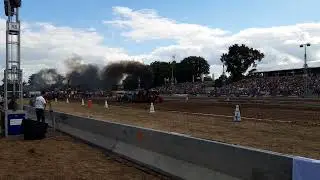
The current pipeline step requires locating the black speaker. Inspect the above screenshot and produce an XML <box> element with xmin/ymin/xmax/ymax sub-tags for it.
<box><xmin>9</xmin><ymin>0</ymin><xmax>21</xmax><ymax>8</ymax></box>
<box><xmin>4</xmin><ymin>1</ymin><xmax>14</xmax><ymax>16</ymax></box>
<box><xmin>22</xmin><ymin>119</ymin><xmax>48</xmax><ymax>140</ymax></box>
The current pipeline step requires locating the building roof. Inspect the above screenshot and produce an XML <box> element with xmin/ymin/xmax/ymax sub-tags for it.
<box><xmin>255</xmin><ymin>66</ymin><xmax>320</xmax><ymax>74</ymax></box>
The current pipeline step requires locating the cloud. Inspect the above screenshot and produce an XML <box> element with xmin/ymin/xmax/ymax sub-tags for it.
<box><xmin>0</xmin><ymin>19</ymin><xmax>135</xmax><ymax>82</ymax></box>
<box><xmin>105</xmin><ymin>6</ymin><xmax>320</xmax><ymax>78</ymax></box>
<box><xmin>1</xmin><ymin>6</ymin><xmax>320</xmax><ymax>85</ymax></box>
<box><xmin>104</xmin><ymin>6</ymin><xmax>229</xmax><ymax>42</ymax></box>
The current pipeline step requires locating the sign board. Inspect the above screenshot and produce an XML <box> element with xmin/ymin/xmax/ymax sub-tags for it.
<box><xmin>8</xmin><ymin>22</ymin><xmax>20</xmax><ymax>34</ymax></box>
<box><xmin>10</xmin><ymin>118</ymin><xmax>22</xmax><ymax>126</ymax></box>
<box><xmin>7</xmin><ymin>112</ymin><xmax>25</xmax><ymax>135</ymax></box>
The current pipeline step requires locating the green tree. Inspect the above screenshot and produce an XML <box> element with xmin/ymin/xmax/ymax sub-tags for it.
<box><xmin>220</xmin><ymin>44</ymin><xmax>264</xmax><ymax>82</ymax></box>
<box><xmin>214</xmin><ymin>74</ymin><xmax>229</xmax><ymax>87</ymax></box>
<box><xmin>176</xmin><ymin>56</ymin><xmax>210</xmax><ymax>83</ymax></box>
<box><xmin>175</xmin><ymin>61</ymin><xmax>192</xmax><ymax>83</ymax></box>
<box><xmin>150</xmin><ymin>61</ymin><xmax>171</xmax><ymax>87</ymax></box>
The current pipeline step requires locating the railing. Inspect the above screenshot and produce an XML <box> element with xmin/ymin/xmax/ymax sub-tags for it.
<box><xmin>24</xmin><ymin>105</ymin><xmax>319</xmax><ymax>180</ymax></box>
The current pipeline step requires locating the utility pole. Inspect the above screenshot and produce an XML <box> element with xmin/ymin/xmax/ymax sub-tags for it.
<box><xmin>222</xmin><ymin>64</ymin><xmax>226</xmax><ymax>86</ymax></box>
<box><xmin>300</xmin><ymin>43</ymin><xmax>311</xmax><ymax>97</ymax></box>
<box><xmin>171</xmin><ymin>55</ymin><xmax>175</xmax><ymax>85</ymax></box>
<box><xmin>138</xmin><ymin>76</ymin><xmax>141</xmax><ymax>89</ymax></box>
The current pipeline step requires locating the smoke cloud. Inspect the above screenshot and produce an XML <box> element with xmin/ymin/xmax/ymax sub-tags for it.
<box><xmin>27</xmin><ymin>68</ymin><xmax>65</xmax><ymax>91</ymax></box>
<box><xmin>26</xmin><ymin>55</ymin><xmax>153</xmax><ymax>91</ymax></box>
<box><xmin>28</xmin><ymin>54</ymin><xmax>153</xmax><ymax>91</ymax></box>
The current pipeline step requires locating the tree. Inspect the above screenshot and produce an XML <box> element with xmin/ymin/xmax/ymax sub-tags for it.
<box><xmin>175</xmin><ymin>61</ymin><xmax>192</xmax><ymax>83</ymax></box>
<box><xmin>176</xmin><ymin>56</ymin><xmax>210</xmax><ymax>83</ymax></box>
<box><xmin>220</xmin><ymin>44</ymin><xmax>264</xmax><ymax>82</ymax></box>
<box><xmin>214</xmin><ymin>74</ymin><xmax>229</xmax><ymax>87</ymax></box>
<box><xmin>150</xmin><ymin>61</ymin><xmax>171</xmax><ymax>87</ymax></box>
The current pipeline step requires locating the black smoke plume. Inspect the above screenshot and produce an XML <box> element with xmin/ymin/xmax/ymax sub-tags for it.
<box><xmin>64</xmin><ymin>56</ymin><xmax>102</xmax><ymax>91</ymax></box>
<box><xmin>27</xmin><ymin>68</ymin><xmax>65</xmax><ymax>91</ymax></box>
<box><xmin>64</xmin><ymin>55</ymin><xmax>153</xmax><ymax>91</ymax></box>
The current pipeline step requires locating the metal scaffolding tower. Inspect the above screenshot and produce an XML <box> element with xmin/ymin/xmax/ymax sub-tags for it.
<box><xmin>2</xmin><ymin>0</ymin><xmax>24</xmax><ymax>137</ymax></box>
<box><xmin>4</xmin><ymin>0</ymin><xmax>22</xmax><ymax>110</ymax></box>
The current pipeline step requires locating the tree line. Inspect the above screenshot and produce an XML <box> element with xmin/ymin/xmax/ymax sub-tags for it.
<box><xmin>24</xmin><ymin>43</ymin><xmax>264</xmax><ymax>91</ymax></box>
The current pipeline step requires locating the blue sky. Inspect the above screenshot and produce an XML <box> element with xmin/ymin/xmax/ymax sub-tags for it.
<box><xmin>20</xmin><ymin>0</ymin><xmax>319</xmax><ymax>55</ymax></box>
<box><xmin>1</xmin><ymin>0</ymin><xmax>320</xmax><ymax>79</ymax></box>
<box><xmin>21</xmin><ymin>0</ymin><xmax>319</xmax><ymax>30</ymax></box>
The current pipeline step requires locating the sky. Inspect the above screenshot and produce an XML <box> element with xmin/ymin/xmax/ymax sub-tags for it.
<box><xmin>1</xmin><ymin>0</ymin><xmax>320</xmax><ymax>80</ymax></box>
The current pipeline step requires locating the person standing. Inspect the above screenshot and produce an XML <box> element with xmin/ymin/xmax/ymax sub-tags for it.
<box><xmin>35</xmin><ymin>91</ymin><xmax>46</xmax><ymax>122</ymax></box>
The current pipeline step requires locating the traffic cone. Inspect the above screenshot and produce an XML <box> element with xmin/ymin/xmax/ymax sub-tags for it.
<box><xmin>233</xmin><ymin>105</ymin><xmax>241</xmax><ymax>122</ymax></box>
<box><xmin>185</xmin><ymin>96</ymin><xmax>189</xmax><ymax>102</ymax></box>
<box><xmin>105</xmin><ymin>100</ymin><xmax>109</xmax><ymax>109</ymax></box>
<box><xmin>55</xmin><ymin>98</ymin><xmax>57</xmax><ymax>102</ymax></box>
<box><xmin>66</xmin><ymin>98</ymin><xmax>69</xmax><ymax>104</ymax></box>
<box><xmin>81</xmin><ymin>99</ymin><xmax>85</xmax><ymax>106</ymax></box>
<box><xmin>149</xmin><ymin>102</ymin><xmax>155</xmax><ymax>113</ymax></box>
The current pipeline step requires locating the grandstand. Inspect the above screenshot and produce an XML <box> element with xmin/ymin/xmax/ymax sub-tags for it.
<box><xmin>255</xmin><ymin>66</ymin><xmax>320</xmax><ymax>77</ymax></box>
<box><xmin>153</xmin><ymin>65</ymin><xmax>320</xmax><ymax>98</ymax></box>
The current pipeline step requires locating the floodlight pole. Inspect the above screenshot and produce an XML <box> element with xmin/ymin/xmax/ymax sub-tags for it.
<box><xmin>138</xmin><ymin>77</ymin><xmax>141</xmax><ymax>89</ymax></box>
<box><xmin>171</xmin><ymin>55</ymin><xmax>175</xmax><ymax>85</ymax></box>
<box><xmin>300</xmin><ymin>43</ymin><xmax>311</xmax><ymax>97</ymax></box>
<box><xmin>222</xmin><ymin>64</ymin><xmax>226</xmax><ymax>86</ymax></box>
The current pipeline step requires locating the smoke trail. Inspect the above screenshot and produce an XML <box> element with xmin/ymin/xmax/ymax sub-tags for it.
<box><xmin>28</xmin><ymin>55</ymin><xmax>153</xmax><ymax>91</ymax></box>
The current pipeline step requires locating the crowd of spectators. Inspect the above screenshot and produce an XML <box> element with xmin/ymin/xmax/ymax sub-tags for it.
<box><xmin>156</xmin><ymin>82</ymin><xmax>208</xmax><ymax>95</ymax></box>
<box><xmin>26</xmin><ymin>74</ymin><xmax>320</xmax><ymax>98</ymax></box>
<box><xmin>156</xmin><ymin>74</ymin><xmax>320</xmax><ymax>97</ymax></box>
<box><xmin>218</xmin><ymin>74</ymin><xmax>320</xmax><ymax>97</ymax></box>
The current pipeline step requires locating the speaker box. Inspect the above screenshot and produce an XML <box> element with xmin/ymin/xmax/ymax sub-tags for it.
<box><xmin>22</xmin><ymin>119</ymin><xmax>48</xmax><ymax>140</ymax></box>
<box><xmin>11</xmin><ymin>0</ymin><xmax>22</xmax><ymax>8</ymax></box>
<box><xmin>4</xmin><ymin>1</ymin><xmax>14</xmax><ymax>16</ymax></box>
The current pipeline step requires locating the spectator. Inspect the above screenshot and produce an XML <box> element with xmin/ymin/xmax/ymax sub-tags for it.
<box><xmin>34</xmin><ymin>91</ymin><xmax>46</xmax><ymax>123</ymax></box>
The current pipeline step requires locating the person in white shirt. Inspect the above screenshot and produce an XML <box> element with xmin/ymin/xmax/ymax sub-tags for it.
<box><xmin>34</xmin><ymin>91</ymin><xmax>46</xmax><ymax>122</ymax></box>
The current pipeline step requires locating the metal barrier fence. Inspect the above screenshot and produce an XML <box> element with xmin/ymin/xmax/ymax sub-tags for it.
<box><xmin>24</xmin><ymin>105</ymin><xmax>319</xmax><ymax>180</ymax></box>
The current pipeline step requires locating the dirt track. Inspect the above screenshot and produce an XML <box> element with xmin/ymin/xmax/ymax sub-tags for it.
<box><xmin>0</xmin><ymin>133</ymin><xmax>166</xmax><ymax>180</ymax></box>
<box><xmin>49</xmin><ymin>99</ymin><xmax>320</xmax><ymax>160</ymax></box>
<box><xmin>81</xmin><ymin>96</ymin><xmax>320</xmax><ymax>124</ymax></box>
<box><xmin>129</xmin><ymin>100</ymin><xmax>320</xmax><ymax>125</ymax></box>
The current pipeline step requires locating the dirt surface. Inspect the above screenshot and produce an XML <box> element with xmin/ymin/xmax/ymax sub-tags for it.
<box><xmin>77</xmin><ymin>97</ymin><xmax>320</xmax><ymax>124</ymax></box>
<box><xmin>129</xmin><ymin>100</ymin><xmax>320</xmax><ymax>125</ymax></box>
<box><xmin>0</xmin><ymin>133</ymin><xmax>167</xmax><ymax>180</ymax></box>
<box><xmin>49</xmin><ymin>100</ymin><xmax>320</xmax><ymax>160</ymax></box>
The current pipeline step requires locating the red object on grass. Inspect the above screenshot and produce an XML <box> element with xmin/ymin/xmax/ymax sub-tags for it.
<box><xmin>88</xmin><ymin>100</ymin><xmax>92</xmax><ymax>108</ymax></box>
